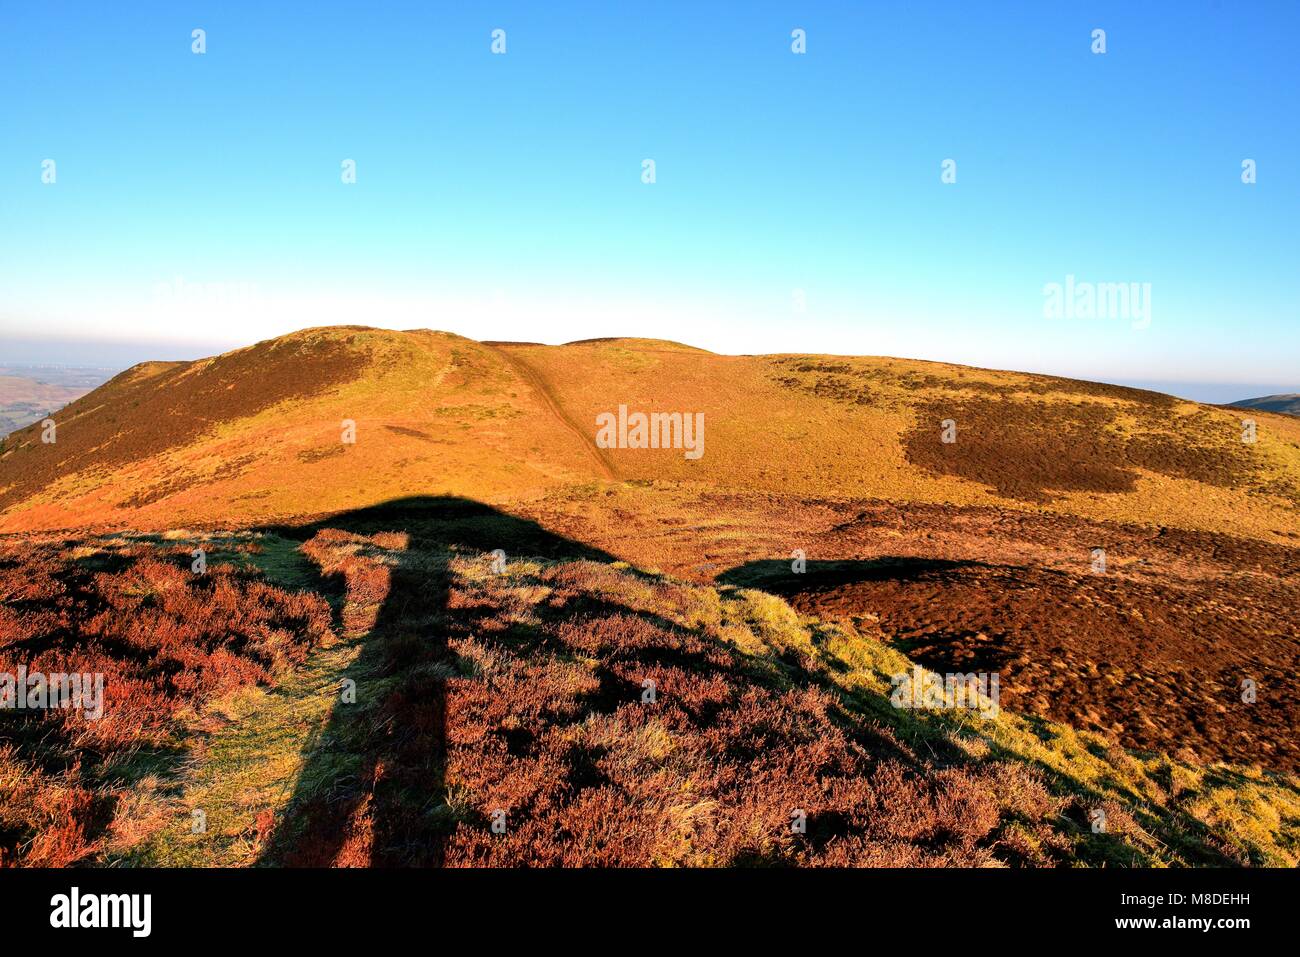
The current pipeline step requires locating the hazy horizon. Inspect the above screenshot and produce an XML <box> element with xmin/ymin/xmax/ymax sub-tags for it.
<box><xmin>0</xmin><ymin>328</ymin><xmax>1293</xmax><ymax>407</ymax></box>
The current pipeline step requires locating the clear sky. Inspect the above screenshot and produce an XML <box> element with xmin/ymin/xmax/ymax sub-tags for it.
<box><xmin>1</xmin><ymin>1</ymin><xmax>1296</xmax><ymax>394</ymax></box>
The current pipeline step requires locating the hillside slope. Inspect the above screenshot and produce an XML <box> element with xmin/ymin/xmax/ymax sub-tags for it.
<box><xmin>0</xmin><ymin>328</ymin><xmax>600</xmax><ymax>531</ymax></box>
<box><xmin>2</xmin><ymin>326</ymin><xmax>1298</xmax><ymax>541</ymax></box>
<box><xmin>3</xmin><ymin>327</ymin><xmax>1298</xmax><ymax>869</ymax></box>
<box><xmin>4</xmin><ymin>517</ymin><xmax>1296</xmax><ymax>867</ymax></box>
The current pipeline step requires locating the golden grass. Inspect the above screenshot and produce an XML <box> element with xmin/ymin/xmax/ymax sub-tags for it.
<box><xmin>2</xmin><ymin>327</ymin><xmax>1297</xmax><ymax>543</ymax></box>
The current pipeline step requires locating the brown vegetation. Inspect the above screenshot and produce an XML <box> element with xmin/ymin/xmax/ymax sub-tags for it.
<box><xmin>2</xmin><ymin>328</ymin><xmax>1298</xmax><ymax>869</ymax></box>
<box><xmin>0</xmin><ymin>537</ymin><xmax>331</xmax><ymax>865</ymax></box>
<box><xmin>774</xmin><ymin>558</ymin><xmax>1300</xmax><ymax>772</ymax></box>
<box><xmin>262</xmin><ymin>522</ymin><xmax>1097</xmax><ymax>867</ymax></box>
<box><xmin>903</xmin><ymin>396</ymin><xmax>1265</xmax><ymax>503</ymax></box>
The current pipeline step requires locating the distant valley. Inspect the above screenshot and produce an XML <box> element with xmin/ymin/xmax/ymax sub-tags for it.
<box><xmin>0</xmin><ymin>365</ymin><xmax>116</xmax><ymax>439</ymax></box>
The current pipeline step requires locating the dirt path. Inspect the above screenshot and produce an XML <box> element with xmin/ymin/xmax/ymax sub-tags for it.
<box><xmin>489</xmin><ymin>344</ymin><xmax>618</xmax><ymax>481</ymax></box>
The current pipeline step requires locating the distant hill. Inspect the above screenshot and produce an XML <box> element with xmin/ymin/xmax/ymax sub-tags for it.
<box><xmin>1</xmin><ymin>326</ymin><xmax>1298</xmax><ymax>540</ymax></box>
<box><xmin>1231</xmin><ymin>393</ymin><xmax>1300</xmax><ymax>417</ymax></box>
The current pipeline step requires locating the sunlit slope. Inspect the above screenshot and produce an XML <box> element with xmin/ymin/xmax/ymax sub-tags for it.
<box><xmin>498</xmin><ymin>339</ymin><xmax>1300</xmax><ymax>540</ymax></box>
<box><xmin>0</xmin><ymin>328</ymin><xmax>600</xmax><ymax>531</ymax></box>
<box><xmin>1</xmin><ymin>327</ymin><xmax>1297</xmax><ymax>540</ymax></box>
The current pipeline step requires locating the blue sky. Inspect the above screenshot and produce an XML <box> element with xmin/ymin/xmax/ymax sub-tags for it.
<box><xmin>1</xmin><ymin>1</ymin><xmax>1296</xmax><ymax>396</ymax></box>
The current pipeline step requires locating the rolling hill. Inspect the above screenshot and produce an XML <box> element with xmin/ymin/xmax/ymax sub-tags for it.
<box><xmin>3</xmin><ymin>326</ymin><xmax>1299</xmax><ymax>868</ymax></box>
<box><xmin>2</xmin><ymin>326</ymin><xmax>1298</xmax><ymax>541</ymax></box>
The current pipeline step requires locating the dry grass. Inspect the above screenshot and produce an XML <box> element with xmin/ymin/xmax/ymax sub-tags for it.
<box><xmin>2</xmin><ymin>326</ymin><xmax>1298</xmax><ymax>868</ymax></box>
<box><xmin>4</xmin><ymin>524</ymin><xmax>1297</xmax><ymax>868</ymax></box>
<box><xmin>2</xmin><ymin>328</ymin><xmax>1297</xmax><ymax>542</ymax></box>
<box><xmin>0</xmin><ymin>535</ymin><xmax>331</xmax><ymax>865</ymax></box>
<box><xmin>251</xmin><ymin>530</ymin><xmax>1300</xmax><ymax>868</ymax></box>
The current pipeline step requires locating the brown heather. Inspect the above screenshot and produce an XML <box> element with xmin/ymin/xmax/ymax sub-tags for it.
<box><xmin>0</xmin><ymin>537</ymin><xmax>330</xmax><ymax>865</ymax></box>
<box><xmin>255</xmin><ymin>521</ymin><xmax>1299</xmax><ymax>868</ymax></box>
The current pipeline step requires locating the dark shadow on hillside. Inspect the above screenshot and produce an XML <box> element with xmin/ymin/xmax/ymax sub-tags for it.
<box><xmin>719</xmin><ymin>556</ymin><xmax>986</xmax><ymax>592</ymax></box>
<box><xmin>720</xmin><ymin>557</ymin><xmax>1018</xmax><ymax>673</ymax></box>
<box><xmin>718</xmin><ymin>554</ymin><xmax>1266</xmax><ymax>866</ymax></box>
<box><xmin>257</xmin><ymin>496</ymin><xmax>614</xmax><ymax>867</ymax></box>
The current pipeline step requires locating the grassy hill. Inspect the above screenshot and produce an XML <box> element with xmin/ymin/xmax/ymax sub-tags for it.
<box><xmin>2</xmin><ymin>326</ymin><xmax>1298</xmax><ymax>542</ymax></box>
<box><xmin>0</xmin><ymin>329</ymin><xmax>599</xmax><ymax>532</ymax></box>
<box><xmin>2</xmin><ymin>326</ymin><xmax>1299</xmax><ymax>868</ymax></box>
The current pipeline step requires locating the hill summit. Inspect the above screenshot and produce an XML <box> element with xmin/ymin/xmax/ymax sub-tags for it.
<box><xmin>1</xmin><ymin>325</ymin><xmax>1298</xmax><ymax>540</ymax></box>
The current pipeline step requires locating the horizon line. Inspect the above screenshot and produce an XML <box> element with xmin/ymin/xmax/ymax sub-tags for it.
<box><xmin>1</xmin><ymin>325</ymin><xmax>1295</xmax><ymax>407</ymax></box>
